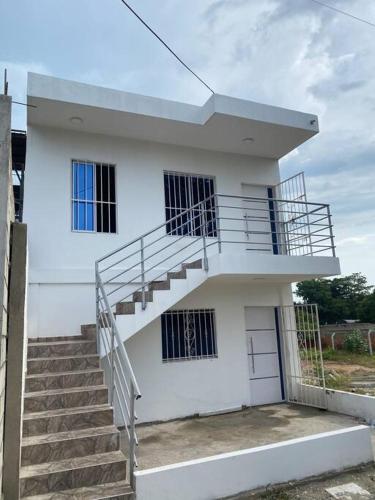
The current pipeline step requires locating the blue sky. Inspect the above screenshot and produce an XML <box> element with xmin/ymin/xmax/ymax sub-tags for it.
<box><xmin>1</xmin><ymin>0</ymin><xmax>374</xmax><ymax>284</ymax></box>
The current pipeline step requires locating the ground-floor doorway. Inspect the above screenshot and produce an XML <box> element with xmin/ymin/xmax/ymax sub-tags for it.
<box><xmin>245</xmin><ymin>306</ymin><xmax>285</xmax><ymax>406</ymax></box>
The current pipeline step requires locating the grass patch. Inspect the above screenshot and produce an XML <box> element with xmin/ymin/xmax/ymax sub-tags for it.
<box><xmin>322</xmin><ymin>349</ymin><xmax>375</xmax><ymax>369</ymax></box>
<box><xmin>324</xmin><ymin>372</ymin><xmax>352</xmax><ymax>391</ymax></box>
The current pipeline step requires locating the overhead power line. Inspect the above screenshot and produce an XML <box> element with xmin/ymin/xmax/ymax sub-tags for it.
<box><xmin>309</xmin><ymin>0</ymin><xmax>375</xmax><ymax>28</ymax></box>
<box><xmin>12</xmin><ymin>101</ymin><xmax>37</xmax><ymax>108</ymax></box>
<box><xmin>118</xmin><ymin>0</ymin><xmax>214</xmax><ymax>94</ymax></box>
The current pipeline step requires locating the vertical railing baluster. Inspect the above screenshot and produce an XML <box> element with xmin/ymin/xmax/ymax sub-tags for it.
<box><xmin>140</xmin><ymin>237</ymin><xmax>146</xmax><ymax>310</ymax></box>
<box><xmin>202</xmin><ymin>201</ymin><xmax>209</xmax><ymax>271</ymax></box>
<box><xmin>110</xmin><ymin>316</ymin><xmax>115</xmax><ymax>406</ymax></box>
<box><xmin>327</xmin><ymin>204</ymin><xmax>335</xmax><ymax>257</ymax></box>
<box><xmin>95</xmin><ymin>263</ymin><xmax>100</xmax><ymax>353</ymax></box>
<box><xmin>215</xmin><ymin>194</ymin><xmax>222</xmax><ymax>253</ymax></box>
<box><xmin>129</xmin><ymin>382</ymin><xmax>136</xmax><ymax>490</ymax></box>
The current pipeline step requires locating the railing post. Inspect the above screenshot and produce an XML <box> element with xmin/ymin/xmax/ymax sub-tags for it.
<box><xmin>215</xmin><ymin>194</ymin><xmax>222</xmax><ymax>254</ymax></box>
<box><xmin>109</xmin><ymin>317</ymin><xmax>115</xmax><ymax>406</ymax></box>
<box><xmin>95</xmin><ymin>263</ymin><xmax>100</xmax><ymax>352</ymax></box>
<box><xmin>129</xmin><ymin>382</ymin><xmax>136</xmax><ymax>490</ymax></box>
<box><xmin>202</xmin><ymin>202</ymin><xmax>209</xmax><ymax>271</ymax></box>
<box><xmin>368</xmin><ymin>330</ymin><xmax>373</xmax><ymax>356</ymax></box>
<box><xmin>140</xmin><ymin>237</ymin><xmax>146</xmax><ymax>310</ymax></box>
<box><xmin>331</xmin><ymin>332</ymin><xmax>336</xmax><ymax>351</ymax></box>
<box><xmin>327</xmin><ymin>204</ymin><xmax>336</xmax><ymax>257</ymax></box>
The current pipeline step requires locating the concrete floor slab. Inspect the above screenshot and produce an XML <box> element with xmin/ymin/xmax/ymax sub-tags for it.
<box><xmin>124</xmin><ymin>403</ymin><xmax>364</xmax><ymax>470</ymax></box>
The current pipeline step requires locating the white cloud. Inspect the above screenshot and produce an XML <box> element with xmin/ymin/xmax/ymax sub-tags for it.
<box><xmin>1</xmin><ymin>0</ymin><xmax>374</xmax><ymax>283</ymax></box>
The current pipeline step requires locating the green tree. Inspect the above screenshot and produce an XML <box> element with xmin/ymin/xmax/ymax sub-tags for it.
<box><xmin>295</xmin><ymin>273</ymin><xmax>373</xmax><ymax>324</ymax></box>
<box><xmin>358</xmin><ymin>292</ymin><xmax>375</xmax><ymax>323</ymax></box>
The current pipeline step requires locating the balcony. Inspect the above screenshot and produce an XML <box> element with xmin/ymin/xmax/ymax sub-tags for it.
<box><xmin>97</xmin><ymin>191</ymin><xmax>340</xmax><ymax>311</ymax></box>
<box><xmin>213</xmin><ymin>193</ymin><xmax>335</xmax><ymax>257</ymax></box>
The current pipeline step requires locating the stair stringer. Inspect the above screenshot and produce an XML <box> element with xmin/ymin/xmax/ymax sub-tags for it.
<box><xmin>114</xmin><ymin>267</ymin><xmax>208</xmax><ymax>346</ymax></box>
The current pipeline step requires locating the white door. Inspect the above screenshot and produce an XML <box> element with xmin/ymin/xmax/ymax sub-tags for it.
<box><xmin>241</xmin><ymin>184</ymin><xmax>274</xmax><ymax>254</ymax></box>
<box><xmin>245</xmin><ymin>307</ymin><xmax>284</xmax><ymax>406</ymax></box>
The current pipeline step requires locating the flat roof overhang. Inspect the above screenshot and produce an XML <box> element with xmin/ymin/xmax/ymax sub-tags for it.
<box><xmin>27</xmin><ymin>73</ymin><xmax>319</xmax><ymax>159</ymax></box>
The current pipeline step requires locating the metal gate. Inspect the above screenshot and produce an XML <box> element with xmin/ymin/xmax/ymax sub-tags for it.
<box><xmin>274</xmin><ymin>172</ymin><xmax>313</xmax><ymax>256</ymax></box>
<box><xmin>280</xmin><ymin>304</ymin><xmax>327</xmax><ymax>409</ymax></box>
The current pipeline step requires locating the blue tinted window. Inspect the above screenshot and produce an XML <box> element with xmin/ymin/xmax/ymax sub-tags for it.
<box><xmin>86</xmin><ymin>164</ymin><xmax>94</xmax><ymax>201</ymax></box>
<box><xmin>86</xmin><ymin>202</ymin><xmax>94</xmax><ymax>231</ymax></box>
<box><xmin>72</xmin><ymin>161</ymin><xmax>116</xmax><ymax>233</ymax></box>
<box><xmin>72</xmin><ymin>162</ymin><xmax>95</xmax><ymax>231</ymax></box>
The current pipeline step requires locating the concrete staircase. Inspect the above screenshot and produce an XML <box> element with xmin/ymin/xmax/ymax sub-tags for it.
<box><xmin>114</xmin><ymin>259</ymin><xmax>207</xmax><ymax>342</ymax></box>
<box><xmin>21</xmin><ymin>334</ymin><xmax>132</xmax><ymax>499</ymax></box>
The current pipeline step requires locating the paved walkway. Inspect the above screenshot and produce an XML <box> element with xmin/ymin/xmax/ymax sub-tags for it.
<box><xmin>128</xmin><ymin>403</ymin><xmax>361</xmax><ymax>470</ymax></box>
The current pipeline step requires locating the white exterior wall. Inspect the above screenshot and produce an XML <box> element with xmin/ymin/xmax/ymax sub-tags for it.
<box><xmin>23</xmin><ymin>126</ymin><xmax>279</xmax><ymax>337</ymax></box>
<box><xmin>135</xmin><ymin>426</ymin><xmax>373</xmax><ymax>500</ymax></box>
<box><xmin>125</xmin><ymin>281</ymin><xmax>293</xmax><ymax>423</ymax></box>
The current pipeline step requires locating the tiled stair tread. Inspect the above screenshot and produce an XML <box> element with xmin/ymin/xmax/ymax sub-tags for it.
<box><xmin>28</xmin><ymin>340</ymin><xmax>96</xmax><ymax>347</ymax></box>
<box><xmin>28</xmin><ymin>336</ymin><xmax>84</xmax><ymax>343</ymax></box>
<box><xmin>26</xmin><ymin>368</ymin><xmax>103</xmax><ymax>380</ymax></box>
<box><xmin>24</xmin><ymin>385</ymin><xmax>108</xmax><ymax>399</ymax></box>
<box><xmin>22</xmin><ymin>480</ymin><xmax>132</xmax><ymax>499</ymax></box>
<box><xmin>20</xmin><ymin>450</ymin><xmax>126</xmax><ymax>479</ymax></box>
<box><xmin>23</xmin><ymin>425</ymin><xmax>118</xmax><ymax>447</ymax></box>
<box><xmin>28</xmin><ymin>354</ymin><xmax>99</xmax><ymax>362</ymax></box>
<box><xmin>23</xmin><ymin>404</ymin><xmax>112</xmax><ymax>421</ymax></box>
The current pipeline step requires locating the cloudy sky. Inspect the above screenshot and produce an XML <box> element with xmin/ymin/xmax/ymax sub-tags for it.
<box><xmin>1</xmin><ymin>0</ymin><xmax>374</xmax><ymax>283</ymax></box>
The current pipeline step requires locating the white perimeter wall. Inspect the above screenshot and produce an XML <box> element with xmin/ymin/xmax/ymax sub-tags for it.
<box><xmin>135</xmin><ymin>426</ymin><xmax>373</xmax><ymax>500</ymax></box>
<box><xmin>23</xmin><ymin>126</ymin><xmax>279</xmax><ymax>336</ymax></box>
<box><xmin>125</xmin><ymin>281</ymin><xmax>293</xmax><ymax>423</ymax></box>
<box><xmin>304</xmin><ymin>385</ymin><xmax>375</xmax><ymax>423</ymax></box>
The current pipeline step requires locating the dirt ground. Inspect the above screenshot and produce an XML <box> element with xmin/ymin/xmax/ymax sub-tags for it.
<box><xmin>229</xmin><ymin>463</ymin><xmax>375</xmax><ymax>499</ymax></box>
<box><xmin>323</xmin><ymin>352</ymin><xmax>375</xmax><ymax>396</ymax></box>
<box><xmin>325</xmin><ymin>362</ymin><xmax>375</xmax><ymax>376</ymax></box>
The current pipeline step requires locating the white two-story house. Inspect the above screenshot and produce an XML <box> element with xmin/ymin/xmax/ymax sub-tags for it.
<box><xmin>20</xmin><ymin>73</ymin><xmax>373</xmax><ymax>500</ymax></box>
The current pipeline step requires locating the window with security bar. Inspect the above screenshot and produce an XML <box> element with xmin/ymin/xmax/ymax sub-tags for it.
<box><xmin>72</xmin><ymin>160</ymin><xmax>116</xmax><ymax>233</ymax></box>
<box><xmin>164</xmin><ymin>172</ymin><xmax>217</xmax><ymax>237</ymax></box>
<box><xmin>161</xmin><ymin>309</ymin><xmax>217</xmax><ymax>362</ymax></box>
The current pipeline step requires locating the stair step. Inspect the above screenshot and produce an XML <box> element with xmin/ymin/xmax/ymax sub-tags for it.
<box><xmin>24</xmin><ymin>386</ymin><xmax>108</xmax><ymax>413</ymax></box>
<box><xmin>28</xmin><ymin>340</ymin><xmax>97</xmax><ymax>358</ymax></box>
<box><xmin>148</xmin><ymin>280</ymin><xmax>170</xmax><ymax>291</ymax></box>
<box><xmin>22</xmin><ymin>425</ymin><xmax>119</xmax><ymax>466</ymax></box>
<box><xmin>26</xmin><ymin>369</ymin><xmax>104</xmax><ymax>392</ymax></box>
<box><xmin>99</xmin><ymin>312</ymin><xmax>112</xmax><ymax>328</ymax></box>
<box><xmin>22</xmin><ymin>480</ymin><xmax>132</xmax><ymax>499</ymax></box>
<box><xmin>20</xmin><ymin>450</ymin><xmax>127</xmax><ymax>497</ymax></box>
<box><xmin>167</xmin><ymin>269</ymin><xmax>187</xmax><ymax>280</ymax></box>
<box><xmin>23</xmin><ymin>405</ymin><xmax>114</xmax><ymax>437</ymax></box>
<box><xmin>116</xmin><ymin>302</ymin><xmax>135</xmax><ymax>315</ymax></box>
<box><xmin>27</xmin><ymin>354</ymin><xmax>100</xmax><ymax>375</ymax></box>
<box><xmin>182</xmin><ymin>258</ymin><xmax>203</xmax><ymax>270</ymax></box>
<box><xmin>28</xmin><ymin>336</ymin><xmax>84</xmax><ymax>343</ymax></box>
<box><xmin>132</xmin><ymin>290</ymin><xmax>153</xmax><ymax>302</ymax></box>
<box><xmin>81</xmin><ymin>323</ymin><xmax>97</xmax><ymax>340</ymax></box>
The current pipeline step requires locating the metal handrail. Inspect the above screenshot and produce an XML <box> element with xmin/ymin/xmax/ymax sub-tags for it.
<box><xmin>96</xmin><ymin>195</ymin><xmax>215</xmax><ymax>263</ymax></box>
<box><xmin>96</xmin><ymin>274</ymin><xmax>141</xmax><ymax>396</ymax></box>
<box><xmin>95</xmin><ymin>191</ymin><xmax>336</xmax><ymax>487</ymax></box>
<box><xmin>96</xmin><ymin>272</ymin><xmax>141</xmax><ymax>488</ymax></box>
<box><xmin>95</xmin><ymin>198</ymin><xmax>213</xmax><ymax>486</ymax></box>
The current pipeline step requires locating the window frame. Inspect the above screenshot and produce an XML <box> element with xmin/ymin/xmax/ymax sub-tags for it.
<box><xmin>163</xmin><ymin>170</ymin><xmax>217</xmax><ymax>238</ymax></box>
<box><xmin>71</xmin><ymin>159</ymin><xmax>118</xmax><ymax>234</ymax></box>
<box><xmin>161</xmin><ymin>308</ymin><xmax>218</xmax><ymax>363</ymax></box>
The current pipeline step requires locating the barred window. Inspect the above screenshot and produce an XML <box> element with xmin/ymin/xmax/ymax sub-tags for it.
<box><xmin>161</xmin><ymin>309</ymin><xmax>217</xmax><ymax>362</ymax></box>
<box><xmin>72</xmin><ymin>160</ymin><xmax>116</xmax><ymax>233</ymax></box>
<box><xmin>164</xmin><ymin>172</ymin><xmax>217</xmax><ymax>237</ymax></box>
